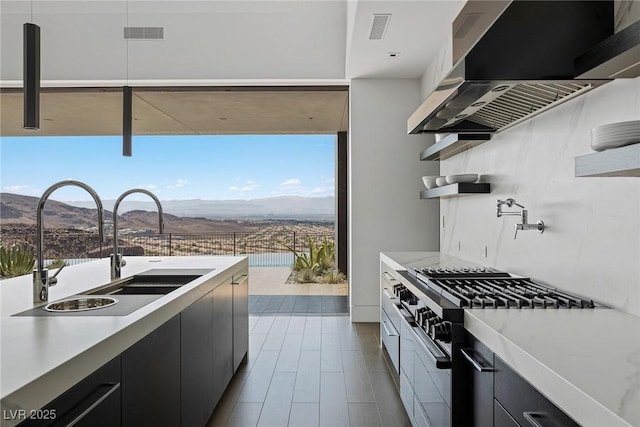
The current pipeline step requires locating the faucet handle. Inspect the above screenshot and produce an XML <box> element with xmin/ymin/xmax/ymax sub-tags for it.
<box><xmin>49</xmin><ymin>263</ymin><xmax>66</xmax><ymax>286</ymax></box>
<box><xmin>514</xmin><ymin>224</ymin><xmax>518</xmax><ymax>240</ymax></box>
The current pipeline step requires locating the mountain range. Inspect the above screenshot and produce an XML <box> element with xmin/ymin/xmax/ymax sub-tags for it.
<box><xmin>64</xmin><ymin>195</ymin><xmax>335</xmax><ymax>219</ymax></box>
<box><xmin>0</xmin><ymin>193</ymin><xmax>334</xmax><ymax>233</ymax></box>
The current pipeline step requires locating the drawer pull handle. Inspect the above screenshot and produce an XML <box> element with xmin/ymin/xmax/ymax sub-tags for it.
<box><xmin>381</xmin><ymin>320</ymin><xmax>398</xmax><ymax>337</ymax></box>
<box><xmin>523</xmin><ymin>411</ymin><xmax>549</xmax><ymax>427</ymax></box>
<box><xmin>232</xmin><ymin>275</ymin><xmax>248</xmax><ymax>285</ymax></box>
<box><xmin>382</xmin><ymin>288</ymin><xmax>396</xmax><ymax>299</ymax></box>
<box><xmin>383</xmin><ymin>272</ymin><xmax>396</xmax><ymax>282</ymax></box>
<box><xmin>460</xmin><ymin>348</ymin><xmax>493</xmax><ymax>372</ymax></box>
<box><xmin>65</xmin><ymin>382</ymin><xmax>121</xmax><ymax>426</ymax></box>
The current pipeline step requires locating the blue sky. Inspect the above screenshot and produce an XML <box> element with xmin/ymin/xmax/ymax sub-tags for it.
<box><xmin>0</xmin><ymin>134</ymin><xmax>335</xmax><ymax>201</ymax></box>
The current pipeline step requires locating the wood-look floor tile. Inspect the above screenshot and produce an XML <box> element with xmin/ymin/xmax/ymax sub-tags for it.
<box><xmin>321</xmin><ymin>317</ymin><xmax>339</xmax><ymax>334</ymax></box>
<box><xmin>348</xmin><ymin>403</ymin><xmax>382</xmax><ymax>427</ymax></box>
<box><xmin>319</xmin><ymin>372</ymin><xmax>350</xmax><ymax>426</ymax></box>
<box><xmin>288</xmin><ymin>402</ymin><xmax>320</xmax><ymax>427</ymax></box>
<box><xmin>301</xmin><ymin>318</ymin><xmax>321</xmax><ymax>350</ymax></box>
<box><xmin>342</xmin><ymin>351</ymin><xmax>376</xmax><ymax>403</ymax></box>
<box><xmin>262</xmin><ymin>317</ymin><xmax>291</xmax><ymax>351</ymax></box>
<box><xmin>237</xmin><ymin>350</ymin><xmax>280</xmax><ymax>403</ymax></box>
<box><xmin>320</xmin><ymin>345</ymin><xmax>343</xmax><ymax>373</ymax></box>
<box><xmin>257</xmin><ymin>372</ymin><xmax>296</xmax><ymax>427</ymax></box>
<box><xmin>226</xmin><ymin>402</ymin><xmax>263</xmax><ymax>427</ymax></box>
<box><xmin>286</xmin><ymin>316</ymin><xmax>307</xmax><ymax>334</ymax></box>
<box><xmin>247</xmin><ymin>332</ymin><xmax>268</xmax><ymax>371</ymax></box>
<box><xmin>275</xmin><ymin>333</ymin><xmax>303</xmax><ymax>372</ymax></box>
<box><xmin>369</xmin><ymin>372</ymin><xmax>412</xmax><ymax>427</ymax></box>
<box><xmin>252</xmin><ymin>316</ymin><xmax>276</xmax><ymax>334</ymax></box>
<box><xmin>293</xmin><ymin>350</ymin><xmax>321</xmax><ymax>403</ymax></box>
<box><xmin>263</xmin><ymin>296</ymin><xmax>286</xmax><ymax>313</ymax></box>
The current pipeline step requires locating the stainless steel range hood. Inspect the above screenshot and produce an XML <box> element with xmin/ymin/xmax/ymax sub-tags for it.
<box><xmin>408</xmin><ymin>1</ymin><xmax>616</xmax><ymax>134</ymax></box>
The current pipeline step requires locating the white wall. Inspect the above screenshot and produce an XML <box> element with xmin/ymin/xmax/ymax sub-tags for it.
<box><xmin>438</xmin><ymin>79</ymin><xmax>640</xmax><ymax>316</ymax></box>
<box><xmin>349</xmin><ymin>78</ymin><xmax>439</xmax><ymax>321</ymax></box>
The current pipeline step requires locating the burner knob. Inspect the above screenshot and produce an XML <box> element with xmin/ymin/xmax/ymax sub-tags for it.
<box><xmin>393</xmin><ymin>284</ymin><xmax>404</xmax><ymax>297</ymax></box>
<box><xmin>430</xmin><ymin>321</ymin><xmax>452</xmax><ymax>342</ymax></box>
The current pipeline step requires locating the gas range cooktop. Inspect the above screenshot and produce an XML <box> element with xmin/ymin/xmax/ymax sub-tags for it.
<box><xmin>405</xmin><ymin>265</ymin><xmax>599</xmax><ymax>310</ymax></box>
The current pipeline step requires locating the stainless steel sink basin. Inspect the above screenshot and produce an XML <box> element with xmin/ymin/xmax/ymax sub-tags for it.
<box><xmin>111</xmin><ymin>285</ymin><xmax>182</xmax><ymax>295</ymax></box>
<box><xmin>88</xmin><ymin>273</ymin><xmax>202</xmax><ymax>296</ymax></box>
<box><xmin>44</xmin><ymin>297</ymin><xmax>118</xmax><ymax>312</ymax></box>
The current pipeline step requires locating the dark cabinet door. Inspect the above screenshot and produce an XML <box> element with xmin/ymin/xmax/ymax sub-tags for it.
<box><xmin>232</xmin><ymin>274</ymin><xmax>249</xmax><ymax>371</ymax></box>
<box><xmin>456</xmin><ymin>333</ymin><xmax>494</xmax><ymax>427</ymax></box>
<box><xmin>181</xmin><ymin>290</ymin><xmax>215</xmax><ymax>427</ymax></box>
<box><xmin>212</xmin><ymin>277</ymin><xmax>234</xmax><ymax>406</ymax></box>
<box><xmin>19</xmin><ymin>357</ymin><xmax>121</xmax><ymax>427</ymax></box>
<box><xmin>121</xmin><ymin>315</ymin><xmax>181</xmax><ymax>427</ymax></box>
<box><xmin>494</xmin><ymin>399</ymin><xmax>519</xmax><ymax>427</ymax></box>
<box><xmin>494</xmin><ymin>356</ymin><xmax>579</xmax><ymax>427</ymax></box>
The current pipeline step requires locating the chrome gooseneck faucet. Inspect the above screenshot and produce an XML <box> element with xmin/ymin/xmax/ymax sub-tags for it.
<box><xmin>496</xmin><ymin>198</ymin><xmax>545</xmax><ymax>240</ymax></box>
<box><xmin>34</xmin><ymin>180</ymin><xmax>105</xmax><ymax>303</ymax></box>
<box><xmin>112</xmin><ymin>189</ymin><xmax>164</xmax><ymax>279</ymax></box>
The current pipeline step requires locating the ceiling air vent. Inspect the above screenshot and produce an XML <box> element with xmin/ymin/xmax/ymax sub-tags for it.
<box><xmin>369</xmin><ymin>14</ymin><xmax>391</xmax><ymax>40</ymax></box>
<box><xmin>124</xmin><ymin>27</ymin><xmax>164</xmax><ymax>40</ymax></box>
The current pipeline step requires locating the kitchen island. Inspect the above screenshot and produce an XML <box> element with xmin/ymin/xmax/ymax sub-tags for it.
<box><xmin>381</xmin><ymin>251</ymin><xmax>639</xmax><ymax>427</ymax></box>
<box><xmin>0</xmin><ymin>256</ymin><xmax>248</xmax><ymax>427</ymax></box>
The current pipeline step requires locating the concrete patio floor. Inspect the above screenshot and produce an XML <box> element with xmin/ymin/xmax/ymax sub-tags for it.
<box><xmin>249</xmin><ymin>267</ymin><xmax>348</xmax><ymax>296</ymax></box>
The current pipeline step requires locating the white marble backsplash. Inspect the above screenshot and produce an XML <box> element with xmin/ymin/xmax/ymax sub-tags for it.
<box><xmin>440</xmin><ymin>78</ymin><xmax>640</xmax><ymax>317</ymax></box>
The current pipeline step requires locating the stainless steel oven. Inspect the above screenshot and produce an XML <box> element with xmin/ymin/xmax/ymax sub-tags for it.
<box><xmin>381</xmin><ymin>264</ymin><xmax>601</xmax><ymax>427</ymax></box>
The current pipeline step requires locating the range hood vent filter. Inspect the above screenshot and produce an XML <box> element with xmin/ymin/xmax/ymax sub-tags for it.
<box><xmin>457</xmin><ymin>82</ymin><xmax>595</xmax><ymax>131</ymax></box>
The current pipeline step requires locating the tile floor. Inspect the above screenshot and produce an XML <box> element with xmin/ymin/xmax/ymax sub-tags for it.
<box><xmin>249</xmin><ymin>295</ymin><xmax>349</xmax><ymax>315</ymax></box>
<box><xmin>207</xmin><ymin>314</ymin><xmax>411</xmax><ymax>427</ymax></box>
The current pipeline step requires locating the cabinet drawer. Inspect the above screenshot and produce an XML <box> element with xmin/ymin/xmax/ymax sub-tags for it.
<box><xmin>380</xmin><ymin>309</ymin><xmax>400</xmax><ymax>375</ymax></box>
<box><xmin>399</xmin><ymin>369</ymin><xmax>414</xmax><ymax>417</ymax></box>
<box><xmin>494</xmin><ymin>357</ymin><xmax>579</xmax><ymax>427</ymax></box>
<box><xmin>381</xmin><ymin>276</ymin><xmax>401</xmax><ymax>332</ymax></box>
<box><xmin>494</xmin><ymin>399</ymin><xmax>519</xmax><ymax>427</ymax></box>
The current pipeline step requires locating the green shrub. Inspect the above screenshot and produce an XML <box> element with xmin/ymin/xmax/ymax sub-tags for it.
<box><xmin>320</xmin><ymin>270</ymin><xmax>346</xmax><ymax>284</ymax></box>
<box><xmin>0</xmin><ymin>243</ymin><xmax>36</xmax><ymax>278</ymax></box>
<box><xmin>295</xmin><ymin>268</ymin><xmax>317</xmax><ymax>283</ymax></box>
<box><xmin>283</xmin><ymin>237</ymin><xmax>335</xmax><ymax>275</ymax></box>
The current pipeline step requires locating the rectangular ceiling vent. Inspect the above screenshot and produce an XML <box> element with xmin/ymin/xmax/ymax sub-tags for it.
<box><xmin>369</xmin><ymin>14</ymin><xmax>391</xmax><ymax>40</ymax></box>
<box><xmin>124</xmin><ymin>27</ymin><xmax>164</xmax><ymax>40</ymax></box>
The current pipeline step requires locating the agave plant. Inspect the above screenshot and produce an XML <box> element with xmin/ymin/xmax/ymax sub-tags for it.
<box><xmin>282</xmin><ymin>236</ymin><xmax>336</xmax><ymax>277</ymax></box>
<box><xmin>0</xmin><ymin>243</ymin><xmax>36</xmax><ymax>279</ymax></box>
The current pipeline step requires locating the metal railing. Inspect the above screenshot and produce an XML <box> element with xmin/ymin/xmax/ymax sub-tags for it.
<box><xmin>2</xmin><ymin>231</ymin><xmax>334</xmax><ymax>267</ymax></box>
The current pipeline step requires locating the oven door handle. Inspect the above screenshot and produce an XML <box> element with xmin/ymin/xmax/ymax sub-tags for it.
<box><xmin>460</xmin><ymin>348</ymin><xmax>494</xmax><ymax>372</ymax></box>
<box><xmin>409</xmin><ymin>325</ymin><xmax>451</xmax><ymax>369</ymax></box>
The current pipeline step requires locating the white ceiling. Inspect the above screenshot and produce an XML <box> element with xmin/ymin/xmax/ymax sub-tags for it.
<box><xmin>0</xmin><ymin>0</ymin><xmax>464</xmax><ymax>84</ymax></box>
<box><xmin>0</xmin><ymin>0</ymin><xmax>463</xmax><ymax>136</ymax></box>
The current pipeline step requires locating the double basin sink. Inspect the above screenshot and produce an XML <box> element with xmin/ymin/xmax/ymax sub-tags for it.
<box><xmin>42</xmin><ymin>269</ymin><xmax>212</xmax><ymax>314</ymax></box>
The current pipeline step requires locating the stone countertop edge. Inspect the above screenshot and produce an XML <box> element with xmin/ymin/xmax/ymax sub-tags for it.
<box><xmin>380</xmin><ymin>251</ymin><xmax>639</xmax><ymax>427</ymax></box>
<box><xmin>0</xmin><ymin>256</ymin><xmax>248</xmax><ymax>425</ymax></box>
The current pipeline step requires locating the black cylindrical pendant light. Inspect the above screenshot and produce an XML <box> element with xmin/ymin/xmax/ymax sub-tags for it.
<box><xmin>123</xmin><ymin>86</ymin><xmax>132</xmax><ymax>156</ymax></box>
<box><xmin>23</xmin><ymin>23</ymin><xmax>40</xmax><ymax>130</ymax></box>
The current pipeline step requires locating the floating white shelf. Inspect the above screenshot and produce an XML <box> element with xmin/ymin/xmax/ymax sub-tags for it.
<box><xmin>575</xmin><ymin>143</ymin><xmax>640</xmax><ymax>177</ymax></box>
<box><xmin>420</xmin><ymin>183</ymin><xmax>491</xmax><ymax>199</ymax></box>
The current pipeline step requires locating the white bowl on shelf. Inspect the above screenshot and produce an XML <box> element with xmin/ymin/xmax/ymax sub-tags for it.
<box><xmin>422</xmin><ymin>176</ymin><xmax>442</xmax><ymax>190</ymax></box>
<box><xmin>445</xmin><ymin>174</ymin><xmax>479</xmax><ymax>184</ymax></box>
<box><xmin>591</xmin><ymin>121</ymin><xmax>640</xmax><ymax>151</ymax></box>
<box><xmin>436</xmin><ymin>177</ymin><xmax>448</xmax><ymax>187</ymax></box>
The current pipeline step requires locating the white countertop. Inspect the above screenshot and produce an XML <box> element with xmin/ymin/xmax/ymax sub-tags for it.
<box><xmin>381</xmin><ymin>251</ymin><xmax>640</xmax><ymax>427</ymax></box>
<box><xmin>0</xmin><ymin>256</ymin><xmax>247</xmax><ymax>425</ymax></box>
